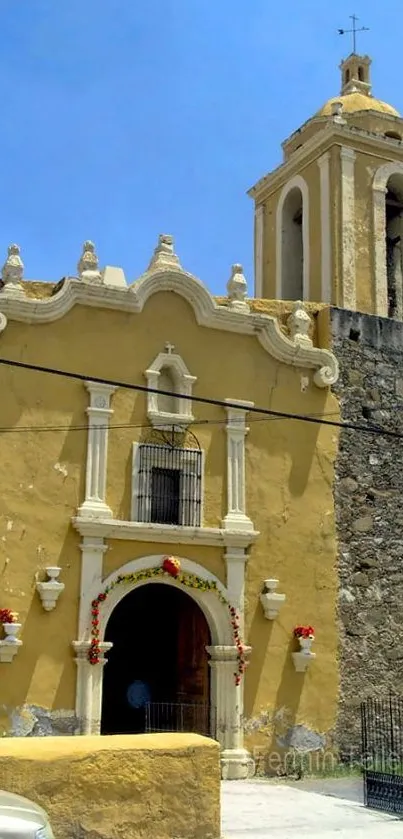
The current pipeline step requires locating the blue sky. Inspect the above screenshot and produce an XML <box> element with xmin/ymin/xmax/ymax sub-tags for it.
<box><xmin>0</xmin><ymin>1</ymin><xmax>399</xmax><ymax>294</ymax></box>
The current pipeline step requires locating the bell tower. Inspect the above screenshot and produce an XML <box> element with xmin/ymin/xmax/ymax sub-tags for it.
<box><xmin>250</xmin><ymin>54</ymin><xmax>403</xmax><ymax>319</ymax></box>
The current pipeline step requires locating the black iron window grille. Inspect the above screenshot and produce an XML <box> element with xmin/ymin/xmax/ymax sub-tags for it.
<box><xmin>133</xmin><ymin>443</ymin><xmax>202</xmax><ymax>527</ymax></box>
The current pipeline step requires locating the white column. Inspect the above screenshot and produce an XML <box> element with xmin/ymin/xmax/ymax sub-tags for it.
<box><xmin>254</xmin><ymin>204</ymin><xmax>264</xmax><ymax>298</ymax></box>
<box><xmin>78</xmin><ymin>381</ymin><xmax>117</xmax><ymax>519</ymax></box>
<box><xmin>373</xmin><ymin>184</ymin><xmax>388</xmax><ymax>317</ymax></box>
<box><xmin>340</xmin><ymin>146</ymin><xmax>356</xmax><ymax>310</ymax></box>
<box><xmin>222</xmin><ymin>399</ymin><xmax>254</xmax><ymax>532</ymax></box>
<box><xmin>207</xmin><ymin>645</ymin><xmax>252</xmax><ymax>780</ymax></box>
<box><xmin>317</xmin><ymin>152</ymin><xmax>331</xmax><ymax>303</ymax></box>
<box><xmin>224</xmin><ymin>546</ymin><xmax>248</xmax><ymax>634</ymax></box>
<box><xmin>78</xmin><ymin>537</ymin><xmax>108</xmax><ymax>639</ymax></box>
<box><xmin>72</xmin><ymin>641</ymin><xmax>112</xmax><ymax>735</ymax></box>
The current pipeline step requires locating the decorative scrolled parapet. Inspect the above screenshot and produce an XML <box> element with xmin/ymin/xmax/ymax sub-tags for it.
<box><xmin>288</xmin><ymin>301</ymin><xmax>313</xmax><ymax>347</ymax></box>
<box><xmin>256</xmin><ymin>309</ymin><xmax>339</xmax><ymax>389</ymax></box>
<box><xmin>0</xmin><ymin>312</ymin><xmax>7</xmax><ymax>333</ymax></box>
<box><xmin>147</xmin><ymin>234</ymin><xmax>183</xmax><ymax>272</ymax></box>
<box><xmin>226</xmin><ymin>264</ymin><xmax>250</xmax><ymax>313</ymax></box>
<box><xmin>1</xmin><ymin>244</ymin><xmax>25</xmax><ymax>296</ymax></box>
<box><xmin>78</xmin><ymin>241</ymin><xmax>101</xmax><ymax>282</ymax></box>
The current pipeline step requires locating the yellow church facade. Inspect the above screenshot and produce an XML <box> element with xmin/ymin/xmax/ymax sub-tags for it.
<box><xmin>0</xmin><ymin>232</ymin><xmax>340</xmax><ymax>778</ymax></box>
<box><xmin>1</xmin><ymin>48</ymin><xmax>402</xmax><ymax>778</ymax></box>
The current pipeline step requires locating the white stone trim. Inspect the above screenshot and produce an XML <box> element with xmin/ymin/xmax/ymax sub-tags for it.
<box><xmin>74</xmin><ymin>553</ymin><xmax>252</xmax><ymax>779</ymax></box>
<box><xmin>275</xmin><ymin>175</ymin><xmax>310</xmax><ymax>301</ymax></box>
<box><xmin>222</xmin><ymin>399</ymin><xmax>254</xmax><ymax>533</ymax></box>
<box><xmin>77</xmin><ymin>537</ymin><xmax>108</xmax><ymax>638</ymax></box>
<box><xmin>317</xmin><ymin>152</ymin><xmax>332</xmax><ymax>303</ymax></box>
<box><xmin>254</xmin><ymin>204</ymin><xmax>264</xmax><ymax>297</ymax></box>
<box><xmin>72</xmin><ymin>515</ymin><xmax>259</xmax><ymax>549</ymax></box>
<box><xmin>145</xmin><ymin>348</ymin><xmax>197</xmax><ymax>429</ymax></box>
<box><xmin>340</xmin><ymin>146</ymin><xmax>356</xmax><ymax>310</ymax></box>
<box><xmin>0</xmin><ymin>271</ymin><xmax>339</xmax><ymax>388</ymax></box>
<box><xmin>77</xmin><ymin>382</ymin><xmax>116</xmax><ymax>519</ymax></box>
<box><xmin>131</xmin><ymin>442</ymin><xmax>204</xmax><ymax>527</ymax></box>
<box><xmin>372</xmin><ymin>161</ymin><xmax>403</xmax><ymax>317</ymax></box>
<box><xmin>224</xmin><ymin>547</ymin><xmax>248</xmax><ymax>634</ymax></box>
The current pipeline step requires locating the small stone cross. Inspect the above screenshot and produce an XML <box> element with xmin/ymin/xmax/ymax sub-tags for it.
<box><xmin>165</xmin><ymin>342</ymin><xmax>175</xmax><ymax>354</ymax></box>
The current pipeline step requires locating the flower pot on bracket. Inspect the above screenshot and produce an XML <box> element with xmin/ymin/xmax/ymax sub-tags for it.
<box><xmin>0</xmin><ymin>623</ymin><xmax>22</xmax><ymax>663</ymax></box>
<box><xmin>36</xmin><ymin>567</ymin><xmax>65</xmax><ymax>612</ymax></box>
<box><xmin>260</xmin><ymin>579</ymin><xmax>286</xmax><ymax>620</ymax></box>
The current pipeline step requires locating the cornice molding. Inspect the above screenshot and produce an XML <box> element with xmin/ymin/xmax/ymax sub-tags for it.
<box><xmin>248</xmin><ymin>121</ymin><xmax>403</xmax><ymax>202</ymax></box>
<box><xmin>72</xmin><ymin>516</ymin><xmax>260</xmax><ymax>549</ymax></box>
<box><xmin>0</xmin><ymin>266</ymin><xmax>339</xmax><ymax>387</ymax></box>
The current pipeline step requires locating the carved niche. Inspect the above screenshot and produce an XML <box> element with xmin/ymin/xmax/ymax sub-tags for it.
<box><xmin>145</xmin><ymin>343</ymin><xmax>197</xmax><ymax>429</ymax></box>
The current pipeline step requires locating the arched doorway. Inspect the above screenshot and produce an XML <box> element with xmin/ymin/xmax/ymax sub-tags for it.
<box><xmin>101</xmin><ymin>583</ymin><xmax>211</xmax><ymax>736</ymax></box>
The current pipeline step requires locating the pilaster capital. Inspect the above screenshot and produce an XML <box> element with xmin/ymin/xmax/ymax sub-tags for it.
<box><xmin>80</xmin><ymin>536</ymin><xmax>108</xmax><ymax>554</ymax></box>
<box><xmin>340</xmin><ymin>146</ymin><xmax>356</xmax><ymax>163</ymax></box>
<box><xmin>72</xmin><ymin>640</ymin><xmax>112</xmax><ymax>665</ymax></box>
<box><xmin>206</xmin><ymin>644</ymin><xmax>252</xmax><ymax>663</ymax></box>
<box><xmin>85</xmin><ymin>381</ymin><xmax>117</xmax><ymax>412</ymax></box>
<box><xmin>317</xmin><ymin>151</ymin><xmax>331</xmax><ymax>167</ymax></box>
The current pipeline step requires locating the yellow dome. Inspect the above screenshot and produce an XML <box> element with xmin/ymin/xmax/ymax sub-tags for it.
<box><xmin>317</xmin><ymin>92</ymin><xmax>400</xmax><ymax>118</ymax></box>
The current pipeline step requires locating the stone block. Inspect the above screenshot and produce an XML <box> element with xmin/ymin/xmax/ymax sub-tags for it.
<box><xmin>0</xmin><ymin>733</ymin><xmax>221</xmax><ymax>839</ymax></box>
<box><xmin>352</xmin><ymin>516</ymin><xmax>373</xmax><ymax>533</ymax></box>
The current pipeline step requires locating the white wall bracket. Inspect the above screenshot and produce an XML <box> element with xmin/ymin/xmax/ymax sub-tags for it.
<box><xmin>0</xmin><ymin>623</ymin><xmax>22</xmax><ymax>662</ymax></box>
<box><xmin>36</xmin><ymin>566</ymin><xmax>65</xmax><ymax>611</ymax></box>
<box><xmin>260</xmin><ymin>578</ymin><xmax>286</xmax><ymax>620</ymax></box>
<box><xmin>292</xmin><ymin>650</ymin><xmax>316</xmax><ymax>673</ymax></box>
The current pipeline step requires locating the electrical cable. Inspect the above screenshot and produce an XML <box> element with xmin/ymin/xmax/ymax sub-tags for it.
<box><xmin>0</xmin><ymin>356</ymin><xmax>401</xmax><ymax>439</ymax></box>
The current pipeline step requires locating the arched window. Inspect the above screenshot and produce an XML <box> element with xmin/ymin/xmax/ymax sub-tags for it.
<box><xmin>373</xmin><ymin>163</ymin><xmax>403</xmax><ymax>317</ymax></box>
<box><xmin>358</xmin><ymin>66</ymin><xmax>364</xmax><ymax>81</ymax></box>
<box><xmin>276</xmin><ymin>176</ymin><xmax>309</xmax><ymax>301</ymax></box>
<box><xmin>385</xmin><ymin>174</ymin><xmax>403</xmax><ymax>318</ymax></box>
<box><xmin>345</xmin><ymin>69</ymin><xmax>350</xmax><ymax>85</ymax></box>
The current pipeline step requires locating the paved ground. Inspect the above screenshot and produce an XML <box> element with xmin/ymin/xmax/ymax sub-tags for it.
<box><xmin>221</xmin><ymin>778</ymin><xmax>403</xmax><ymax>837</ymax></box>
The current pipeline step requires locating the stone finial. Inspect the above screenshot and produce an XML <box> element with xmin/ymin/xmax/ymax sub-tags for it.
<box><xmin>331</xmin><ymin>101</ymin><xmax>343</xmax><ymax>117</ymax></box>
<box><xmin>226</xmin><ymin>264</ymin><xmax>249</xmax><ymax>312</ymax></box>
<box><xmin>288</xmin><ymin>301</ymin><xmax>313</xmax><ymax>347</ymax></box>
<box><xmin>2</xmin><ymin>244</ymin><xmax>23</xmax><ymax>285</ymax></box>
<box><xmin>331</xmin><ymin>100</ymin><xmax>346</xmax><ymax>125</ymax></box>
<box><xmin>147</xmin><ymin>234</ymin><xmax>182</xmax><ymax>272</ymax></box>
<box><xmin>77</xmin><ymin>240</ymin><xmax>101</xmax><ymax>282</ymax></box>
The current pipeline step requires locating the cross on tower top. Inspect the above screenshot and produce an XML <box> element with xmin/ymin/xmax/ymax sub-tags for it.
<box><xmin>338</xmin><ymin>14</ymin><xmax>369</xmax><ymax>55</ymax></box>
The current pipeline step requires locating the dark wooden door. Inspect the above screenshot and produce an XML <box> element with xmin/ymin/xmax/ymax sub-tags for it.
<box><xmin>176</xmin><ymin>596</ymin><xmax>210</xmax><ymax>734</ymax></box>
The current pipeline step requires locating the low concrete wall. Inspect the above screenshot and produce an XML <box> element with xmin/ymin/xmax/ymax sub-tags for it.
<box><xmin>0</xmin><ymin>733</ymin><xmax>221</xmax><ymax>839</ymax></box>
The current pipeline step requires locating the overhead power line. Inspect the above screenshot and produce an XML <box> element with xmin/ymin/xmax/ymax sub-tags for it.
<box><xmin>0</xmin><ymin>356</ymin><xmax>401</xmax><ymax>440</ymax></box>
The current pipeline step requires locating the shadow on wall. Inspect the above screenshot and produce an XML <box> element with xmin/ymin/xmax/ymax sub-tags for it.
<box><xmin>1</xmin><ymin>524</ymin><xmax>80</xmax><ymax>737</ymax></box>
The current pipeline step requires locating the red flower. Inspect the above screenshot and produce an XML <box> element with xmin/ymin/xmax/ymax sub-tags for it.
<box><xmin>0</xmin><ymin>608</ymin><xmax>18</xmax><ymax>624</ymax></box>
<box><xmin>294</xmin><ymin>625</ymin><xmax>315</xmax><ymax>639</ymax></box>
<box><xmin>162</xmin><ymin>556</ymin><xmax>181</xmax><ymax>578</ymax></box>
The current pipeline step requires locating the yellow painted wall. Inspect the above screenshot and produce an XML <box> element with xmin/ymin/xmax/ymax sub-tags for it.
<box><xmin>0</xmin><ymin>733</ymin><xmax>221</xmax><ymax>839</ymax></box>
<box><xmin>0</xmin><ymin>288</ymin><xmax>340</xmax><ymax>749</ymax></box>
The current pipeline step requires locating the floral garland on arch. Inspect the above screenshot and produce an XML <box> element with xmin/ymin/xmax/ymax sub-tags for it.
<box><xmin>88</xmin><ymin>556</ymin><xmax>247</xmax><ymax>685</ymax></box>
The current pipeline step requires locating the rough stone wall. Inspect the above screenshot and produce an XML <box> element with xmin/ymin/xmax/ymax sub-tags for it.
<box><xmin>330</xmin><ymin>307</ymin><xmax>403</xmax><ymax>756</ymax></box>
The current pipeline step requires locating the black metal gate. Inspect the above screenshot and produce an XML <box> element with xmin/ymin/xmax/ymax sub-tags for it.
<box><xmin>361</xmin><ymin>694</ymin><xmax>403</xmax><ymax>815</ymax></box>
<box><xmin>145</xmin><ymin>702</ymin><xmax>211</xmax><ymax>737</ymax></box>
